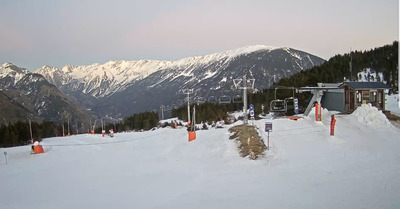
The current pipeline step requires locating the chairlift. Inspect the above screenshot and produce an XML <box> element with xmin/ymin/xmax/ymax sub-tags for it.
<box><xmin>195</xmin><ymin>96</ymin><xmax>206</xmax><ymax>104</ymax></box>
<box><xmin>208</xmin><ymin>96</ymin><xmax>217</xmax><ymax>103</ymax></box>
<box><xmin>165</xmin><ymin>105</ymin><xmax>172</xmax><ymax>111</ymax></box>
<box><xmin>233</xmin><ymin>95</ymin><xmax>243</xmax><ymax>103</ymax></box>
<box><xmin>269</xmin><ymin>86</ymin><xmax>296</xmax><ymax>113</ymax></box>
<box><xmin>284</xmin><ymin>97</ymin><xmax>295</xmax><ymax>109</ymax></box>
<box><xmin>218</xmin><ymin>95</ymin><xmax>231</xmax><ymax>104</ymax></box>
<box><xmin>284</xmin><ymin>97</ymin><xmax>299</xmax><ymax>115</ymax></box>
<box><xmin>270</xmin><ymin>100</ymin><xmax>287</xmax><ymax>112</ymax></box>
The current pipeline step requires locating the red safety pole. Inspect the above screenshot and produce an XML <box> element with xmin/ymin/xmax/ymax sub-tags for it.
<box><xmin>319</xmin><ymin>102</ymin><xmax>322</xmax><ymax>121</ymax></box>
<box><xmin>330</xmin><ymin>114</ymin><xmax>336</xmax><ymax>136</ymax></box>
<box><xmin>315</xmin><ymin>102</ymin><xmax>319</xmax><ymax>121</ymax></box>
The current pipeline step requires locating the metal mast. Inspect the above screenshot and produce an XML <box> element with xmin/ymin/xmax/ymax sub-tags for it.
<box><xmin>233</xmin><ymin>75</ymin><xmax>255</xmax><ymax>124</ymax></box>
<box><xmin>29</xmin><ymin>119</ymin><xmax>33</xmax><ymax>142</ymax></box>
<box><xmin>182</xmin><ymin>89</ymin><xmax>193</xmax><ymax>123</ymax></box>
<box><xmin>349</xmin><ymin>50</ymin><xmax>352</xmax><ymax>81</ymax></box>
<box><xmin>243</xmin><ymin>75</ymin><xmax>248</xmax><ymax>123</ymax></box>
<box><xmin>160</xmin><ymin>105</ymin><xmax>165</xmax><ymax>120</ymax></box>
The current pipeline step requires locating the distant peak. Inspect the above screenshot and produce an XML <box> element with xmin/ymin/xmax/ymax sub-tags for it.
<box><xmin>227</xmin><ymin>45</ymin><xmax>280</xmax><ymax>57</ymax></box>
<box><xmin>1</xmin><ymin>62</ymin><xmax>14</xmax><ymax>68</ymax></box>
<box><xmin>38</xmin><ymin>65</ymin><xmax>58</xmax><ymax>70</ymax></box>
<box><xmin>0</xmin><ymin>62</ymin><xmax>29</xmax><ymax>74</ymax></box>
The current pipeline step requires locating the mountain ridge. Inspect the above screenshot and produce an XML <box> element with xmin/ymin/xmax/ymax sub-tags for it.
<box><xmin>34</xmin><ymin>45</ymin><xmax>323</xmax><ymax>98</ymax></box>
<box><xmin>2</xmin><ymin>45</ymin><xmax>325</xmax><ymax>118</ymax></box>
<box><xmin>0</xmin><ymin>64</ymin><xmax>91</xmax><ymax>129</ymax></box>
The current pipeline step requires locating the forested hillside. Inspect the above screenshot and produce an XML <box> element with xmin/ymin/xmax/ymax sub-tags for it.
<box><xmin>0</xmin><ymin>121</ymin><xmax>62</xmax><ymax>147</ymax></box>
<box><xmin>1</xmin><ymin>111</ymin><xmax>160</xmax><ymax>148</ymax></box>
<box><xmin>277</xmin><ymin>41</ymin><xmax>398</xmax><ymax>91</ymax></box>
<box><xmin>172</xmin><ymin>41</ymin><xmax>398</xmax><ymax>121</ymax></box>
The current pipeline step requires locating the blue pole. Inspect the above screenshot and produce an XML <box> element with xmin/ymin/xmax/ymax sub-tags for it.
<box><xmin>4</xmin><ymin>151</ymin><xmax>7</xmax><ymax>165</ymax></box>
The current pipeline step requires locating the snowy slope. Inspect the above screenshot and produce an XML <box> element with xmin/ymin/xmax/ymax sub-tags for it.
<box><xmin>1</xmin><ymin>107</ymin><xmax>399</xmax><ymax>209</ymax></box>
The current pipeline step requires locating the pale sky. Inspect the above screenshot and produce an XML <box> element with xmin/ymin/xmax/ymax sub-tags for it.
<box><xmin>0</xmin><ymin>0</ymin><xmax>398</xmax><ymax>71</ymax></box>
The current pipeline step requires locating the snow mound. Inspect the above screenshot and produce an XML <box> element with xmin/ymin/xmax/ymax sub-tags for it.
<box><xmin>351</xmin><ymin>104</ymin><xmax>391</xmax><ymax>126</ymax></box>
<box><xmin>306</xmin><ymin>106</ymin><xmax>332</xmax><ymax>124</ymax></box>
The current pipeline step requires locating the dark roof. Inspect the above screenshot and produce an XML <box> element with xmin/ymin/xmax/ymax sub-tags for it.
<box><xmin>339</xmin><ymin>82</ymin><xmax>389</xmax><ymax>90</ymax></box>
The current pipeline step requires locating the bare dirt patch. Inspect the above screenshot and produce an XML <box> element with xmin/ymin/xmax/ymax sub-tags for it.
<box><xmin>383</xmin><ymin>110</ymin><xmax>400</xmax><ymax>129</ymax></box>
<box><xmin>229</xmin><ymin>124</ymin><xmax>266</xmax><ymax>160</ymax></box>
<box><xmin>383</xmin><ymin>110</ymin><xmax>400</xmax><ymax>121</ymax></box>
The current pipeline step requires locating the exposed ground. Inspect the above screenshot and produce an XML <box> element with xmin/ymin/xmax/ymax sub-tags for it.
<box><xmin>383</xmin><ymin>110</ymin><xmax>400</xmax><ymax>129</ymax></box>
<box><xmin>229</xmin><ymin>124</ymin><xmax>266</xmax><ymax>160</ymax></box>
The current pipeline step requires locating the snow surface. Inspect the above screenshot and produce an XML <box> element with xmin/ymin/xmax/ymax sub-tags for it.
<box><xmin>1</xmin><ymin>107</ymin><xmax>400</xmax><ymax>209</ymax></box>
<box><xmin>386</xmin><ymin>94</ymin><xmax>400</xmax><ymax>116</ymax></box>
<box><xmin>351</xmin><ymin>104</ymin><xmax>392</xmax><ymax>126</ymax></box>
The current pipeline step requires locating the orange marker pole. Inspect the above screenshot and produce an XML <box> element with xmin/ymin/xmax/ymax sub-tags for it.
<box><xmin>319</xmin><ymin>102</ymin><xmax>322</xmax><ymax>121</ymax></box>
<box><xmin>330</xmin><ymin>115</ymin><xmax>336</xmax><ymax>136</ymax></box>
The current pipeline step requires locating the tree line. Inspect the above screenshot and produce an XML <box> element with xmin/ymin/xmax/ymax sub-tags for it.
<box><xmin>171</xmin><ymin>102</ymin><xmax>233</xmax><ymax>123</ymax></box>
<box><xmin>95</xmin><ymin>111</ymin><xmax>159</xmax><ymax>133</ymax></box>
<box><xmin>0</xmin><ymin>121</ymin><xmax>62</xmax><ymax>148</ymax></box>
<box><xmin>0</xmin><ymin>111</ymin><xmax>160</xmax><ymax>148</ymax></box>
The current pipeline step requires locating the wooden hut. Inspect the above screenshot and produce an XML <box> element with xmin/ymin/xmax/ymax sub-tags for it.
<box><xmin>338</xmin><ymin>82</ymin><xmax>389</xmax><ymax>113</ymax></box>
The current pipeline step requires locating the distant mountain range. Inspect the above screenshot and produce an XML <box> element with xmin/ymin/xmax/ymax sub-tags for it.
<box><xmin>1</xmin><ymin>45</ymin><xmax>325</xmax><ymax>122</ymax></box>
<box><xmin>35</xmin><ymin>46</ymin><xmax>325</xmax><ymax>118</ymax></box>
<box><xmin>0</xmin><ymin>63</ymin><xmax>90</xmax><ymax>130</ymax></box>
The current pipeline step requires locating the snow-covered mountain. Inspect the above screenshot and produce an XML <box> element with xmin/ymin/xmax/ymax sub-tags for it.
<box><xmin>36</xmin><ymin>46</ymin><xmax>323</xmax><ymax>98</ymax></box>
<box><xmin>36</xmin><ymin>60</ymin><xmax>172</xmax><ymax>98</ymax></box>
<box><xmin>34</xmin><ymin>46</ymin><xmax>325</xmax><ymax>117</ymax></box>
<box><xmin>0</xmin><ymin>63</ymin><xmax>90</xmax><ymax>128</ymax></box>
<box><xmin>0</xmin><ymin>62</ymin><xmax>30</xmax><ymax>89</ymax></box>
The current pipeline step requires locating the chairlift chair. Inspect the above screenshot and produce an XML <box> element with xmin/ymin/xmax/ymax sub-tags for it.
<box><xmin>165</xmin><ymin>105</ymin><xmax>172</xmax><ymax>112</ymax></box>
<box><xmin>270</xmin><ymin>100</ymin><xmax>287</xmax><ymax>112</ymax></box>
<box><xmin>284</xmin><ymin>97</ymin><xmax>296</xmax><ymax>110</ymax></box>
<box><xmin>284</xmin><ymin>97</ymin><xmax>299</xmax><ymax>115</ymax></box>
<box><xmin>269</xmin><ymin>86</ymin><xmax>297</xmax><ymax>114</ymax></box>
<box><xmin>218</xmin><ymin>95</ymin><xmax>231</xmax><ymax>104</ymax></box>
<box><xmin>208</xmin><ymin>96</ymin><xmax>217</xmax><ymax>103</ymax></box>
<box><xmin>195</xmin><ymin>96</ymin><xmax>206</xmax><ymax>104</ymax></box>
<box><xmin>233</xmin><ymin>95</ymin><xmax>243</xmax><ymax>103</ymax></box>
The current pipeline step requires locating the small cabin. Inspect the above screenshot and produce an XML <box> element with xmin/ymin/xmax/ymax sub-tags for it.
<box><xmin>338</xmin><ymin>82</ymin><xmax>389</xmax><ymax>113</ymax></box>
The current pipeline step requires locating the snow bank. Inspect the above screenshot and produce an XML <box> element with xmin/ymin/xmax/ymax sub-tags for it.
<box><xmin>229</xmin><ymin>111</ymin><xmax>244</xmax><ymax>120</ymax></box>
<box><xmin>305</xmin><ymin>106</ymin><xmax>332</xmax><ymax>125</ymax></box>
<box><xmin>386</xmin><ymin>94</ymin><xmax>400</xmax><ymax>116</ymax></box>
<box><xmin>351</xmin><ymin>104</ymin><xmax>391</xmax><ymax>126</ymax></box>
<box><xmin>159</xmin><ymin>117</ymin><xmax>180</xmax><ymax>124</ymax></box>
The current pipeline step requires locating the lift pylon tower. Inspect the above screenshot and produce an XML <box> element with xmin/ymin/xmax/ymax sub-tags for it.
<box><xmin>233</xmin><ymin>75</ymin><xmax>255</xmax><ymax>124</ymax></box>
<box><xmin>182</xmin><ymin>89</ymin><xmax>194</xmax><ymax>124</ymax></box>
